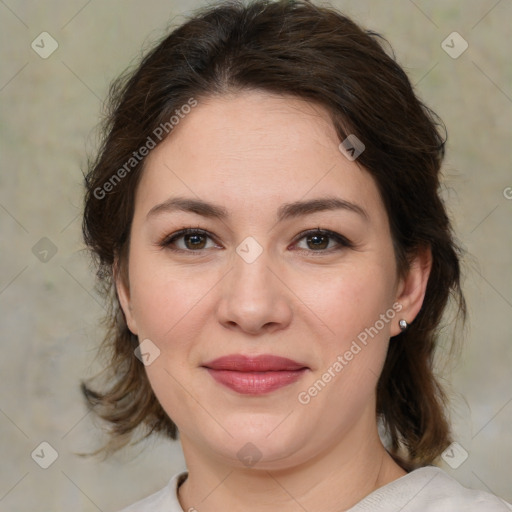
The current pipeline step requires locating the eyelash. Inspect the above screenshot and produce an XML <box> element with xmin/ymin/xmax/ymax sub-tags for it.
<box><xmin>158</xmin><ymin>227</ymin><xmax>354</xmax><ymax>255</ymax></box>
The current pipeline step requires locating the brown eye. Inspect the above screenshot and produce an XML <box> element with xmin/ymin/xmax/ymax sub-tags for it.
<box><xmin>294</xmin><ymin>229</ymin><xmax>353</xmax><ymax>253</ymax></box>
<box><xmin>306</xmin><ymin>233</ymin><xmax>330</xmax><ymax>250</ymax></box>
<box><xmin>182</xmin><ymin>233</ymin><xmax>207</xmax><ymax>250</ymax></box>
<box><xmin>160</xmin><ymin>228</ymin><xmax>218</xmax><ymax>252</ymax></box>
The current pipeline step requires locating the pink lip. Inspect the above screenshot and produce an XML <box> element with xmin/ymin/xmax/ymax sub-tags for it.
<box><xmin>202</xmin><ymin>354</ymin><xmax>309</xmax><ymax>395</ymax></box>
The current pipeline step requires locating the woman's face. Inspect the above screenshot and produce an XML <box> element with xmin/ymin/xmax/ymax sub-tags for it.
<box><xmin>117</xmin><ymin>91</ymin><xmax>424</xmax><ymax>469</ymax></box>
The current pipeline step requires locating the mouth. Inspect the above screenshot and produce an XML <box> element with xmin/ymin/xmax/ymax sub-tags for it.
<box><xmin>202</xmin><ymin>354</ymin><xmax>309</xmax><ymax>395</ymax></box>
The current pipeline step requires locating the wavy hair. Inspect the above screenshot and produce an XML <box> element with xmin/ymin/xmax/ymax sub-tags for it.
<box><xmin>81</xmin><ymin>0</ymin><xmax>466</xmax><ymax>468</ymax></box>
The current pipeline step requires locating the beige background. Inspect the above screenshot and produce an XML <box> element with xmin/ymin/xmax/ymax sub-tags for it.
<box><xmin>1</xmin><ymin>0</ymin><xmax>511</xmax><ymax>510</ymax></box>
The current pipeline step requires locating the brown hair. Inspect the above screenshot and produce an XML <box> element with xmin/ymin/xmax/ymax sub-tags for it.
<box><xmin>81</xmin><ymin>0</ymin><xmax>466</xmax><ymax>468</ymax></box>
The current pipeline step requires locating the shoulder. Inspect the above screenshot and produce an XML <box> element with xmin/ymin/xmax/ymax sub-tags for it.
<box><xmin>115</xmin><ymin>471</ymin><xmax>187</xmax><ymax>512</ymax></box>
<box><xmin>415</xmin><ymin>467</ymin><xmax>511</xmax><ymax>511</ymax></box>
<box><xmin>350</xmin><ymin>466</ymin><xmax>511</xmax><ymax>511</ymax></box>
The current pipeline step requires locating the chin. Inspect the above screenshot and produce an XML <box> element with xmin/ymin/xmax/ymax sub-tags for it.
<box><xmin>203</xmin><ymin>418</ymin><xmax>310</xmax><ymax>469</ymax></box>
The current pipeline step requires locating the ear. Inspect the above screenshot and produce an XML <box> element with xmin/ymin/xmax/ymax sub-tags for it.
<box><xmin>113</xmin><ymin>256</ymin><xmax>139</xmax><ymax>335</ymax></box>
<box><xmin>391</xmin><ymin>245</ymin><xmax>432</xmax><ymax>337</ymax></box>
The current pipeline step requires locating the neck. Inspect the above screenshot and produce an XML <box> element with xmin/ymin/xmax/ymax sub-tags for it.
<box><xmin>177</xmin><ymin>417</ymin><xmax>406</xmax><ymax>512</ymax></box>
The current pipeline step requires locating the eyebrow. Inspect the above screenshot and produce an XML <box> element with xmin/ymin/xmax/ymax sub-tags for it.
<box><xmin>146</xmin><ymin>195</ymin><xmax>369</xmax><ymax>223</ymax></box>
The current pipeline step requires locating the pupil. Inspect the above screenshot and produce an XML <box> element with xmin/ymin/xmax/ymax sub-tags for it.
<box><xmin>308</xmin><ymin>234</ymin><xmax>327</xmax><ymax>250</ymax></box>
<box><xmin>186</xmin><ymin>234</ymin><xmax>205</xmax><ymax>249</ymax></box>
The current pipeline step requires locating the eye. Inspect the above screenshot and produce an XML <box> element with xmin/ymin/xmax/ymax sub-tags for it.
<box><xmin>292</xmin><ymin>228</ymin><xmax>353</xmax><ymax>253</ymax></box>
<box><xmin>159</xmin><ymin>227</ymin><xmax>353</xmax><ymax>255</ymax></box>
<box><xmin>159</xmin><ymin>228</ymin><xmax>219</xmax><ymax>252</ymax></box>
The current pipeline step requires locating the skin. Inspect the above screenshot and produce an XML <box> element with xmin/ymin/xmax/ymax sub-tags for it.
<box><xmin>116</xmin><ymin>90</ymin><xmax>432</xmax><ymax>511</ymax></box>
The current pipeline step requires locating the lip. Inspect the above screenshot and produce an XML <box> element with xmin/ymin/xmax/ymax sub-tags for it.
<box><xmin>203</xmin><ymin>354</ymin><xmax>308</xmax><ymax>371</ymax></box>
<box><xmin>202</xmin><ymin>354</ymin><xmax>309</xmax><ymax>395</ymax></box>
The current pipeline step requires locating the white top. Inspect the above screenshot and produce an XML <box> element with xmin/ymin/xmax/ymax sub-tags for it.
<box><xmin>118</xmin><ymin>466</ymin><xmax>511</xmax><ymax>511</ymax></box>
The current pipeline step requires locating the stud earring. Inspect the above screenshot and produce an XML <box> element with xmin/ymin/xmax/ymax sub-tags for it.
<box><xmin>399</xmin><ymin>319</ymin><xmax>408</xmax><ymax>331</ymax></box>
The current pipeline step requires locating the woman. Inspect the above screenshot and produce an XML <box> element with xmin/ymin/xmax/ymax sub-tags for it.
<box><xmin>81</xmin><ymin>1</ymin><xmax>511</xmax><ymax>510</ymax></box>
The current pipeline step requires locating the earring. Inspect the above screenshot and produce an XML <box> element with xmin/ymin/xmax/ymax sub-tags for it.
<box><xmin>399</xmin><ymin>319</ymin><xmax>408</xmax><ymax>331</ymax></box>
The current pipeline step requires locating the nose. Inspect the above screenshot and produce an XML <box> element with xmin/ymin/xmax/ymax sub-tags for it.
<box><xmin>216</xmin><ymin>245</ymin><xmax>293</xmax><ymax>335</ymax></box>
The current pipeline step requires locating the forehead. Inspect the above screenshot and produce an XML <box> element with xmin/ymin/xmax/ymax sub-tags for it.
<box><xmin>136</xmin><ymin>91</ymin><xmax>384</xmax><ymax>221</ymax></box>
<box><xmin>156</xmin><ymin>91</ymin><xmax>340</xmax><ymax>166</ymax></box>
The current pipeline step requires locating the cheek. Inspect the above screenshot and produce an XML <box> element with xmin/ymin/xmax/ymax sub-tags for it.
<box><xmin>296</xmin><ymin>271</ymin><xmax>394</xmax><ymax>426</ymax></box>
<box><xmin>294</xmin><ymin>260</ymin><xmax>397</xmax><ymax>342</ymax></box>
<box><xmin>293</xmin><ymin>260</ymin><xmax>396</xmax><ymax>404</ymax></box>
<box><xmin>127</xmin><ymin>250</ymin><xmax>215</xmax><ymax>340</ymax></box>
